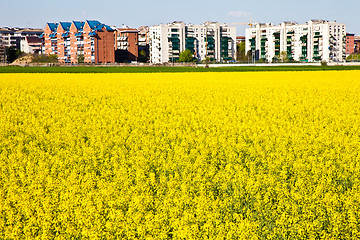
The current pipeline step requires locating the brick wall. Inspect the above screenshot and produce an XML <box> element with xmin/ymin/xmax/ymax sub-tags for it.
<box><xmin>96</xmin><ymin>30</ymin><xmax>115</xmax><ymax>63</ymax></box>
<box><xmin>44</xmin><ymin>25</ymin><xmax>54</xmax><ymax>55</ymax></box>
<box><xmin>57</xmin><ymin>26</ymin><xmax>65</xmax><ymax>63</ymax></box>
<box><xmin>346</xmin><ymin>34</ymin><xmax>355</xmax><ymax>55</ymax></box>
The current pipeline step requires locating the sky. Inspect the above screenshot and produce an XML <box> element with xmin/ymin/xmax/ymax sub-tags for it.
<box><xmin>1</xmin><ymin>0</ymin><xmax>360</xmax><ymax>35</ymax></box>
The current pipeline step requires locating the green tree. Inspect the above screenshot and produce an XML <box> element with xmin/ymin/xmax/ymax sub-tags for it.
<box><xmin>280</xmin><ymin>51</ymin><xmax>289</xmax><ymax>62</ymax></box>
<box><xmin>77</xmin><ymin>54</ymin><xmax>84</xmax><ymax>64</ymax></box>
<box><xmin>179</xmin><ymin>49</ymin><xmax>193</xmax><ymax>62</ymax></box>
<box><xmin>236</xmin><ymin>42</ymin><xmax>247</xmax><ymax>62</ymax></box>
<box><xmin>6</xmin><ymin>47</ymin><xmax>22</xmax><ymax>63</ymax></box>
<box><xmin>138</xmin><ymin>50</ymin><xmax>148</xmax><ymax>63</ymax></box>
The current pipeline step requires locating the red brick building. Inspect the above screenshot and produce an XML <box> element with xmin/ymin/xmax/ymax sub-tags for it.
<box><xmin>43</xmin><ymin>20</ymin><xmax>115</xmax><ymax>64</ymax></box>
<box><xmin>69</xmin><ymin>21</ymin><xmax>85</xmax><ymax>63</ymax></box>
<box><xmin>346</xmin><ymin>33</ymin><xmax>355</xmax><ymax>55</ymax></box>
<box><xmin>43</xmin><ymin>23</ymin><xmax>58</xmax><ymax>56</ymax></box>
<box><xmin>115</xmin><ymin>28</ymin><xmax>139</xmax><ymax>62</ymax></box>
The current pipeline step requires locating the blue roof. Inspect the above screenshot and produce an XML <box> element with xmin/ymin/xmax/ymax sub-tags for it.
<box><xmin>59</xmin><ymin>22</ymin><xmax>72</xmax><ymax>31</ymax></box>
<box><xmin>62</xmin><ymin>32</ymin><xmax>69</xmax><ymax>37</ymax></box>
<box><xmin>73</xmin><ymin>21</ymin><xmax>85</xmax><ymax>30</ymax></box>
<box><xmin>39</xmin><ymin>33</ymin><xmax>44</xmax><ymax>38</ymax></box>
<box><xmin>49</xmin><ymin>33</ymin><xmax>57</xmax><ymax>38</ymax></box>
<box><xmin>86</xmin><ymin>20</ymin><xmax>102</xmax><ymax>29</ymax></box>
<box><xmin>86</xmin><ymin>20</ymin><xmax>114</xmax><ymax>31</ymax></box>
<box><xmin>89</xmin><ymin>31</ymin><xmax>97</xmax><ymax>36</ymax></box>
<box><xmin>47</xmin><ymin>23</ymin><xmax>58</xmax><ymax>31</ymax></box>
<box><xmin>75</xmin><ymin>32</ymin><xmax>83</xmax><ymax>37</ymax></box>
<box><xmin>105</xmin><ymin>25</ymin><xmax>113</xmax><ymax>31</ymax></box>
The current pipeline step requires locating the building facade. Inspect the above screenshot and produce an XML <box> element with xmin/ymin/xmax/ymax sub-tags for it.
<box><xmin>115</xmin><ymin>28</ymin><xmax>138</xmax><ymax>62</ymax></box>
<box><xmin>354</xmin><ymin>36</ymin><xmax>360</xmax><ymax>53</ymax></box>
<box><xmin>20</xmin><ymin>36</ymin><xmax>43</xmax><ymax>54</ymax></box>
<box><xmin>138</xmin><ymin>26</ymin><xmax>150</xmax><ymax>62</ymax></box>
<box><xmin>43</xmin><ymin>20</ymin><xmax>115</xmax><ymax>64</ymax></box>
<box><xmin>149</xmin><ymin>21</ymin><xmax>236</xmax><ymax>64</ymax></box>
<box><xmin>43</xmin><ymin>23</ymin><xmax>59</xmax><ymax>56</ymax></box>
<box><xmin>346</xmin><ymin>33</ymin><xmax>355</xmax><ymax>55</ymax></box>
<box><xmin>0</xmin><ymin>27</ymin><xmax>43</xmax><ymax>63</ymax></box>
<box><xmin>0</xmin><ymin>44</ymin><xmax>5</xmax><ymax>64</ymax></box>
<box><xmin>245</xmin><ymin>20</ymin><xmax>347</xmax><ymax>63</ymax></box>
<box><xmin>0</xmin><ymin>27</ymin><xmax>42</xmax><ymax>49</ymax></box>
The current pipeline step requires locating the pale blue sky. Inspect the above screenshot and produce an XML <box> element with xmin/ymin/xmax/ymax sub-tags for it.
<box><xmin>2</xmin><ymin>0</ymin><xmax>359</xmax><ymax>35</ymax></box>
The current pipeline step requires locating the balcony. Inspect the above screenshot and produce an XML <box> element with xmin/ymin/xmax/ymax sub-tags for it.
<box><xmin>117</xmin><ymin>36</ymin><xmax>128</xmax><ymax>41</ymax></box>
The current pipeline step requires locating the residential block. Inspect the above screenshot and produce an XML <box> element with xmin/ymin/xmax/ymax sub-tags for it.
<box><xmin>346</xmin><ymin>33</ymin><xmax>355</xmax><ymax>55</ymax></box>
<box><xmin>149</xmin><ymin>21</ymin><xmax>236</xmax><ymax>64</ymax></box>
<box><xmin>245</xmin><ymin>20</ymin><xmax>347</xmax><ymax>62</ymax></box>
<box><xmin>115</xmin><ymin>28</ymin><xmax>138</xmax><ymax>62</ymax></box>
<box><xmin>43</xmin><ymin>20</ymin><xmax>115</xmax><ymax>64</ymax></box>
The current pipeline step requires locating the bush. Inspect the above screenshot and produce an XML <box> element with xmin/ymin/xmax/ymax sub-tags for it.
<box><xmin>32</xmin><ymin>54</ymin><xmax>58</xmax><ymax>63</ymax></box>
<box><xmin>346</xmin><ymin>54</ymin><xmax>360</xmax><ymax>62</ymax></box>
<box><xmin>6</xmin><ymin>47</ymin><xmax>23</xmax><ymax>63</ymax></box>
<box><xmin>179</xmin><ymin>49</ymin><xmax>194</xmax><ymax>62</ymax></box>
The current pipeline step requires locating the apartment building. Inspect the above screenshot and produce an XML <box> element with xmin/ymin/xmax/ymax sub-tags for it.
<box><xmin>345</xmin><ymin>33</ymin><xmax>355</xmax><ymax>55</ymax></box>
<box><xmin>0</xmin><ymin>27</ymin><xmax>42</xmax><ymax>49</ymax></box>
<box><xmin>149</xmin><ymin>21</ymin><xmax>236</xmax><ymax>64</ymax></box>
<box><xmin>245</xmin><ymin>20</ymin><xmax>346</xmax><ymax>62</ymax></box>
<box><xmin>43</xmin><ymin>20</ymin><xmax>115</xmax><ymax>64</ymax></box>
<box><xmin>0</xmin><ymin>42</ymin><xmax>5</xmax><ymax>63</ymax></box>
<box><xmin>43</xmin><ymin>23</ymin><xmax>59</xmax><ymax>55</ymax></box>
<box><xmin>20</xmin><ymin>36</ymin><xmax>43</xmax><ymax>54</ymax></box>
<box><xmin>15</xmin><ymin>29</ymin><xmax>43</xmax><ymax>49</ymax></box>
<box><xmin>115</xmin><ymin>28</ymin><xmax>138</xmax><ymax>62</ymax></box>
<box><xmin>138</xmin><ymin>26</ymin><xmax>150</xmax><ymax>61</ymax></box>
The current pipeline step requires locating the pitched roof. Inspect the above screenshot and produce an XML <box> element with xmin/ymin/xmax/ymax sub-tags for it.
<box><xmin>59</xmin><ymin>22</ymin><xmax>72</xmax><ymax>31</ymax></box>
<box><xmin>86</xmin><ymin>20</ymin><xmax>102</xmax><ymax>29</ymax></box>
<box><xmin>73</xmin><ymin>21</ymin><xmax>85</xmax><ymax>30</ymax></box>
<box><xmin>86</xmin><ymin>20</ymin><xmax>114</xmax><ymax>31</ymax></box>
<box><xmin>47</xmin><ymin>23</ymin><xmax>58</xmax><ymax>31</ymax></box>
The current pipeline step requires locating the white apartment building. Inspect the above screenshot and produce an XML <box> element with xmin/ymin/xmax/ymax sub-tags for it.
<box><xmin>0</xmin><ymin>27</ymin><xmax>42</xmax><ymax>49</ymax></box>
<box><xmin>245</xmin><ymin>20</ymin><xmax>346</xmax><ymax>63</ymax></box>
<box><xmin>20</xmin><ymin>36</ymin><xmax>43</xmax><ymax>54</ymax></box>
<box><xmin>149</xmin><ymin>21</ymin><xmax>236</xmax><ymax>64</ymax></box>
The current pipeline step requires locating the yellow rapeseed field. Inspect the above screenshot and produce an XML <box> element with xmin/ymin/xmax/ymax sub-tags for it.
<box><xmin>1</xmin><ymin>72</ymin><xmax>360</xmax><ymax>239</ymax></box>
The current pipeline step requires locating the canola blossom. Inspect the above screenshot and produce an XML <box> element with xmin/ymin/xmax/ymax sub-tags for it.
<box><xmin>0</xmin><ymin>72</ymin><xmax>360</xmax><ymax>239</ymax></box>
